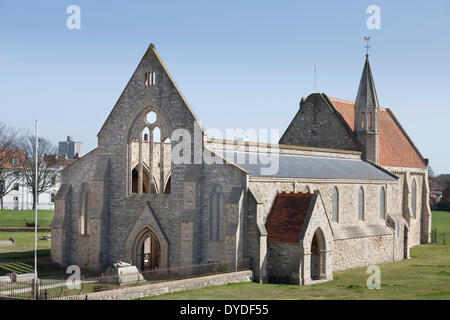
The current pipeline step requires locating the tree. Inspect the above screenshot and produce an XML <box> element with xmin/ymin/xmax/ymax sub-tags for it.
<box><xmin>20</xmin><ymin>135</ymin><xmax>58</xmax><ymax>210</ymax></box>
<box><xmin>428</xmin><ymin>165</ymin><xmax>435</xmax><ymax>178</ymax></box>
<box><xmin>443</xmin><ymin>181</ymin><xmax>450</xmax><ymax>203</ymax></box>
<box><xmin>0</xmin><ymin>122</ymin><xmax>21</xmax><ymax>210</ymax></box>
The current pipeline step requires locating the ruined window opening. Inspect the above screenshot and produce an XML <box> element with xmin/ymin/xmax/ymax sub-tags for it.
<box><xmin>358</xmin><ymin>187</ymin><xmax>365</xmax><ymax>221</ymax></box>
<box><xmin>332</xmin><ymin>187</ymin><xmax>339</xmax><ymax>223</ymax></box>
<box><xmin>411</xmin><ymin>179</ymin><xmax>417</xmax><ymax>219</ymax></box>
<box><xmin>146</xmin><ymin>111</ymin><xmax>156</xmax><ymax>124</ymax></box>
<box><xmin>144</xmin><ymin>72</ymin><xmax>156</xmax><ymax>86</ymax></box>
<box><xmin>380</xmin><ymin>187</ymin><xmax>386</xmax><ymax>219</ymax></box>
<box><xmin>153</xmin><ymin>127</ymin><xmax>161</xmax><ymax>143</ymax></box>
<box><xmin>129</xmin><ymin>110</ymin><xmax>171</xmax><ymax>196</ymax></box>
<box><xmin>131</xmin><ymin>165</ymin><xmax>150</xmax><ymax>194</ymax></box>
<box><xmin>142</xmin><ymin>127</ymin><xmax>150</xmax><ymax>142</ymax></box>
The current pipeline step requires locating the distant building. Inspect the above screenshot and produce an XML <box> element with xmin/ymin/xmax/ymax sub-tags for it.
<box><xmin>1</xmin><ymin>154</ymin><xmax>75</xmax><ymax>210</ymax></box>
<box><xmin>58</xmin><ymin>136</ymin><xmax>83</xmax><ymax>159</ymax></box>
<box><xmin>430</xmin><ymin>189</ymin><xmax>443</xmax><ymax>205</ymax></box>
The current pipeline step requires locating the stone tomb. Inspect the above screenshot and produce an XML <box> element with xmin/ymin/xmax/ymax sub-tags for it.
<box><xmin>101</xmin><ymin>261</ymin><xmax>145</xmax><ymax>286</ymax></box>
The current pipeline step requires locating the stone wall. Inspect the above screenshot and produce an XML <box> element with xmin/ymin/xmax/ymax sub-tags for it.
<box><xmin>279</xmin><ymin>93</ymin><xmax>360</xmax><ymax>151</ymax></box>
<box><xmin>248</xmin><ymin>179</ymin><xmax>397</xmax><ymax>228</ymax></box>
<box><xmin>267</xmin><ymin>242</ymin><xmax>300</xmax><ymax>284</ymax></box>
<box><xmin>333</xmin><ymin>235</ymin><xmax>394</xmax><ymax>271</ymax></box>
<box><xmin>385</xmin><ymin>166</ymin><xmax>431</xmax><ymax>246</ymax></box>
<box><xmin>75</xmin><ymin>270</ymin><xmax>252</xmax><ymax>300</ymax></box>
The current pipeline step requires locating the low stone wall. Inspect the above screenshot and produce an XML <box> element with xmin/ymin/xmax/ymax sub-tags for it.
<box><xmin>333</xmin><ymin>235</ymin><xmax>394</xmax><ymax>271</ymax></box>
<box><xmin>0</xmin><ymin>227</ymin><xmax>51</xmax><ymax>232</ymax></box>
<box><xmin>74</xmin><ymin>270</ymin><xmax>253</xmax><ymax>300</ymax></box>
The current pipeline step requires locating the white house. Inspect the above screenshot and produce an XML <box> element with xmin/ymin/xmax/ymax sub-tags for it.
<box><xmin>1</xmin><ymin>157</ymin><xmax>75</xmax><ymax>210</ymax></box>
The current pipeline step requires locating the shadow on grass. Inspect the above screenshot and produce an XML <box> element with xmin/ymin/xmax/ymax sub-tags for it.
<box><xmin>0</xmin><ymin>249</ymin><xmax>50</xmax><ymax>260</ymax></box>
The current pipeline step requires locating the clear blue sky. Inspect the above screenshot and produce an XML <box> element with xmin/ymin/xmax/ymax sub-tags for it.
<box><xmin>1</xmin><ymin>1</ymin><xmax>449</xmax><ymax>174</ymax></box>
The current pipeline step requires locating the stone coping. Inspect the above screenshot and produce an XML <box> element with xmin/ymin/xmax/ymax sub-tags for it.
<box><xmin>68</xmin><ymin>270</ymin><xmax>253</xmax><ymax>300</ymax></box>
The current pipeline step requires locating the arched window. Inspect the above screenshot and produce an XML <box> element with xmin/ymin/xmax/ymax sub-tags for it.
<box><xmin>411</xmin><ymin>179</ymin><xmax>417</xmax><ymax>219</ymax></box>
<box><xmin>358</xmin><ymin>187</ymin><xmax>365</xmax><ymax>221</ymax></box>
<box><xmin>80</xmin><ymin>191</ymin><xmax>89</xmax><ymax>235</ymax></box>
<box><xmin>162</xmin><ymin>138</ymin><xmax>171</xmax><ymax>193</ymax></box>
<box><xmin>209</xmin><ymin>186</ymin><xmax>223</xmax><ymax>242</ymax></box>
<box><xmin>128</xmin><ymin>109</ymin><xmax>171</xmax><ymax>195</ymax></box>
<box><xmin>361</xmin><ymin>112</ymin><xmax>365</xmax><ymax>129</ymax></box>
<box><xmin>380</xmin><ymin>187</ymin><xmax>386</xmax><ymax>219</ymax></box>
<box><xmin>368</xmin><ymin>112</ymin><xmax>373</xmax><ymax>130</ymax></box>
<box><xmin>131</xmin><ymin>165</ymin><xmax>150</xmax><ymax>194</ymax></box>
<box><xmin>332</xmin><ymin>187</ymin><xmax>339</xmax><ymax>223</ymax></box>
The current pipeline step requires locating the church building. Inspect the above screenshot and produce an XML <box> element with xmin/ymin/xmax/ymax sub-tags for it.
<box><xmin>51</xmin><ymin>44</ymin><xmax>431</xmax><ymax>285</ymax></box>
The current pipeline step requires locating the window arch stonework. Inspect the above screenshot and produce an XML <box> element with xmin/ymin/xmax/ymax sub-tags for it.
<box><xmin>332</xmin><ymin>187</ymin><xmax>339</xmax><ymax>223</ymax></box>
<box><xmin>127</xmin><ymin>106</ymin><xmax>172</xmax><ymax>195</ymax></box>
<box><xmin>411</xmin><ymin>179</ymin><xmax>417</xmax><ymax>219</ymax></box>
<box><xmin>358</xmin><ymin>187</ymin><xmax>365</xmax><ymax>221</ymax></box>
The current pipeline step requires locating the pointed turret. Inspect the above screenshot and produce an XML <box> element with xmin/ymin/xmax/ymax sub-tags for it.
<box><xmin>354</xmin><ymin>54</ymin><xmax>380</xmax><ymax>164</ymax></box>
<box><xmin>355</xmin><ymin>55</ymin><xmax>379</xmax><ymax>110</ymax></box>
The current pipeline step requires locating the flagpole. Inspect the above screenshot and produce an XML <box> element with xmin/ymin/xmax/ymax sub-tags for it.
<box><xmin>34</xmin><ymin>120</ymin><xmax>38</xmax><ymax>280</ymax></box>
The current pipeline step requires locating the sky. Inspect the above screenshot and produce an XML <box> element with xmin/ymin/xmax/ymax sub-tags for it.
<box><xmin>0</xmin><ymin>0</ymin><xmax>449</xmax><ymax>174</ymax></box>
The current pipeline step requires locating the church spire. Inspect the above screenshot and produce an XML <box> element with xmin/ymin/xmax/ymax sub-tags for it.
<box><xmin>354</xmin><ymin>54</ymin><xmax>379</xmax><ymax>110</ymax></box>
<box><xmin>354</xmin><ymin>47</ymin><xmax>380</xmax><ymax>164</ymax></box>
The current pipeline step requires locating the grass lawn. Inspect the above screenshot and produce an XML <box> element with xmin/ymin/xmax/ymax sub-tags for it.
<box><xmin>0</xmin><ymin>210</ymin><xmax>54</xmax><ymax>227</ymax></box>
<box><xmin>146</xmin><ymin>210</ymin><xmax>450</xmax><ymax>300</ymax></box>
<box><xmin>432</xmin><ymin>211</ymin><xmax>450</xmax><ymax>233</ymax></box>
<box><xmin>146</xmin><ymin>245</ymin><xmax>450</xmax><ymax>300</ymax></box>
<box><xmin>0</xmin><ymin>232</ymin><xmax>51</xmax><ymax>254</ymax></box>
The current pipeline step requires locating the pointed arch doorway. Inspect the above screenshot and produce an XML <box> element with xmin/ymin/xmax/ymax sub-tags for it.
<box><xmin>310</xmin><ymin>228</ymin><xmax>327</xmax><ymax>281</ymax></box>
<box><xmin>134</xmin><ymin>228</ymin><xmax>161</xmax><ymax>271</ymax></box>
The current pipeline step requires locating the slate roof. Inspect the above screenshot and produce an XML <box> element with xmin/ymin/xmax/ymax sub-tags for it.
<box><xmin>330</xmin><ymin>97</ymin><xmax>427</xmax><ymax>169</ymax></box>
<box><xmin>216</xmin><ymin>150</ymin><xmax>397</xmax><ymax>181</ymax></box>
<box><xmin>266</xmin><ymin>192</ymin><xmax>313</xmax><ymax>243</ymax></box>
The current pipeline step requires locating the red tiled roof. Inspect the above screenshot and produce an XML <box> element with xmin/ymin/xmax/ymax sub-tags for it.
<box><xmin>329</xmin><ymin>98</ymin><xmax>426</xmax><ymax>169</ymax></box>
<box><xmin>266</xmin><ymin>192</ymin><xmax>313</xmax><ymax>243</ymax></box>
<box><xmin>0</xmin><ymin>150</ymin><xmax>25</xmax><ymax>169</ymax></box>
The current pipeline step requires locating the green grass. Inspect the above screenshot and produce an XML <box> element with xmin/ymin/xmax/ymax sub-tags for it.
<box><xmin>145</xmin><ymin>244</ymin><xmax>450</xmax><ymax>300</ymax></box>
<box><xmin>0</xmin><ymin>232</ymin><xmax>51</xmax><ymax>254</ymax></box>
<box><xmin>432</xmin><ymin>211</ymin><xmax>450</xmax><ymax>234</ymax></box>
<box><xmin>0</xmin><ymin>210</ymin><xmax>54</xmax><ymax>227</ymax></box>
<box><xmin>145</xmin><ymin>210</ymin><xmax>450</xmax><ymax>300</ymax></box>
<box><xmin>0</xmin><ymin>261</ymin><xmax>33</xmax><ymax>274</ymax></box>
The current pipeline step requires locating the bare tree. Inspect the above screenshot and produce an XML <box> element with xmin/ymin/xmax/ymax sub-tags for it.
<box><xmin>20</xmin><ymin>135</ymin><xmax>58</xmax><ymax>209</ymax></box>
<box><xmin>0</xmin><ymin>122</ymin><xmax>21</xmax><ymax>210</ymax></box>
<box><xmin>428</xmin><ymin>165</ymin><xmax>436</xmax><ymax>178</ymax></box>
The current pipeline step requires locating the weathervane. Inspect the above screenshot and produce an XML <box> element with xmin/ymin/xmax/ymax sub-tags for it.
<box><xmin>364</xmin><ymin>36</ymin><xmax>371</xmax><ymax>56</ymax></box>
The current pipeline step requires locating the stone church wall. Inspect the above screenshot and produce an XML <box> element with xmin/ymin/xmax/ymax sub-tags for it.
<box><xmin>267</xmin><ymin>242</ymin><xmax>300</xmax><ymax>284</ymax></box>
<box><xmin>279</xmin><ymin>94</ymin><xmax>360</xmax><ymax>151</ymax></box>
<box><xmin>386</xmin><ymin>166</ymin><xmax>431</xmax><ymax>247</ymax></box>
<box><xmin>333</xmin><ymin>235</ymin><xmax>394</xmax><ymax>271</ymax></box>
